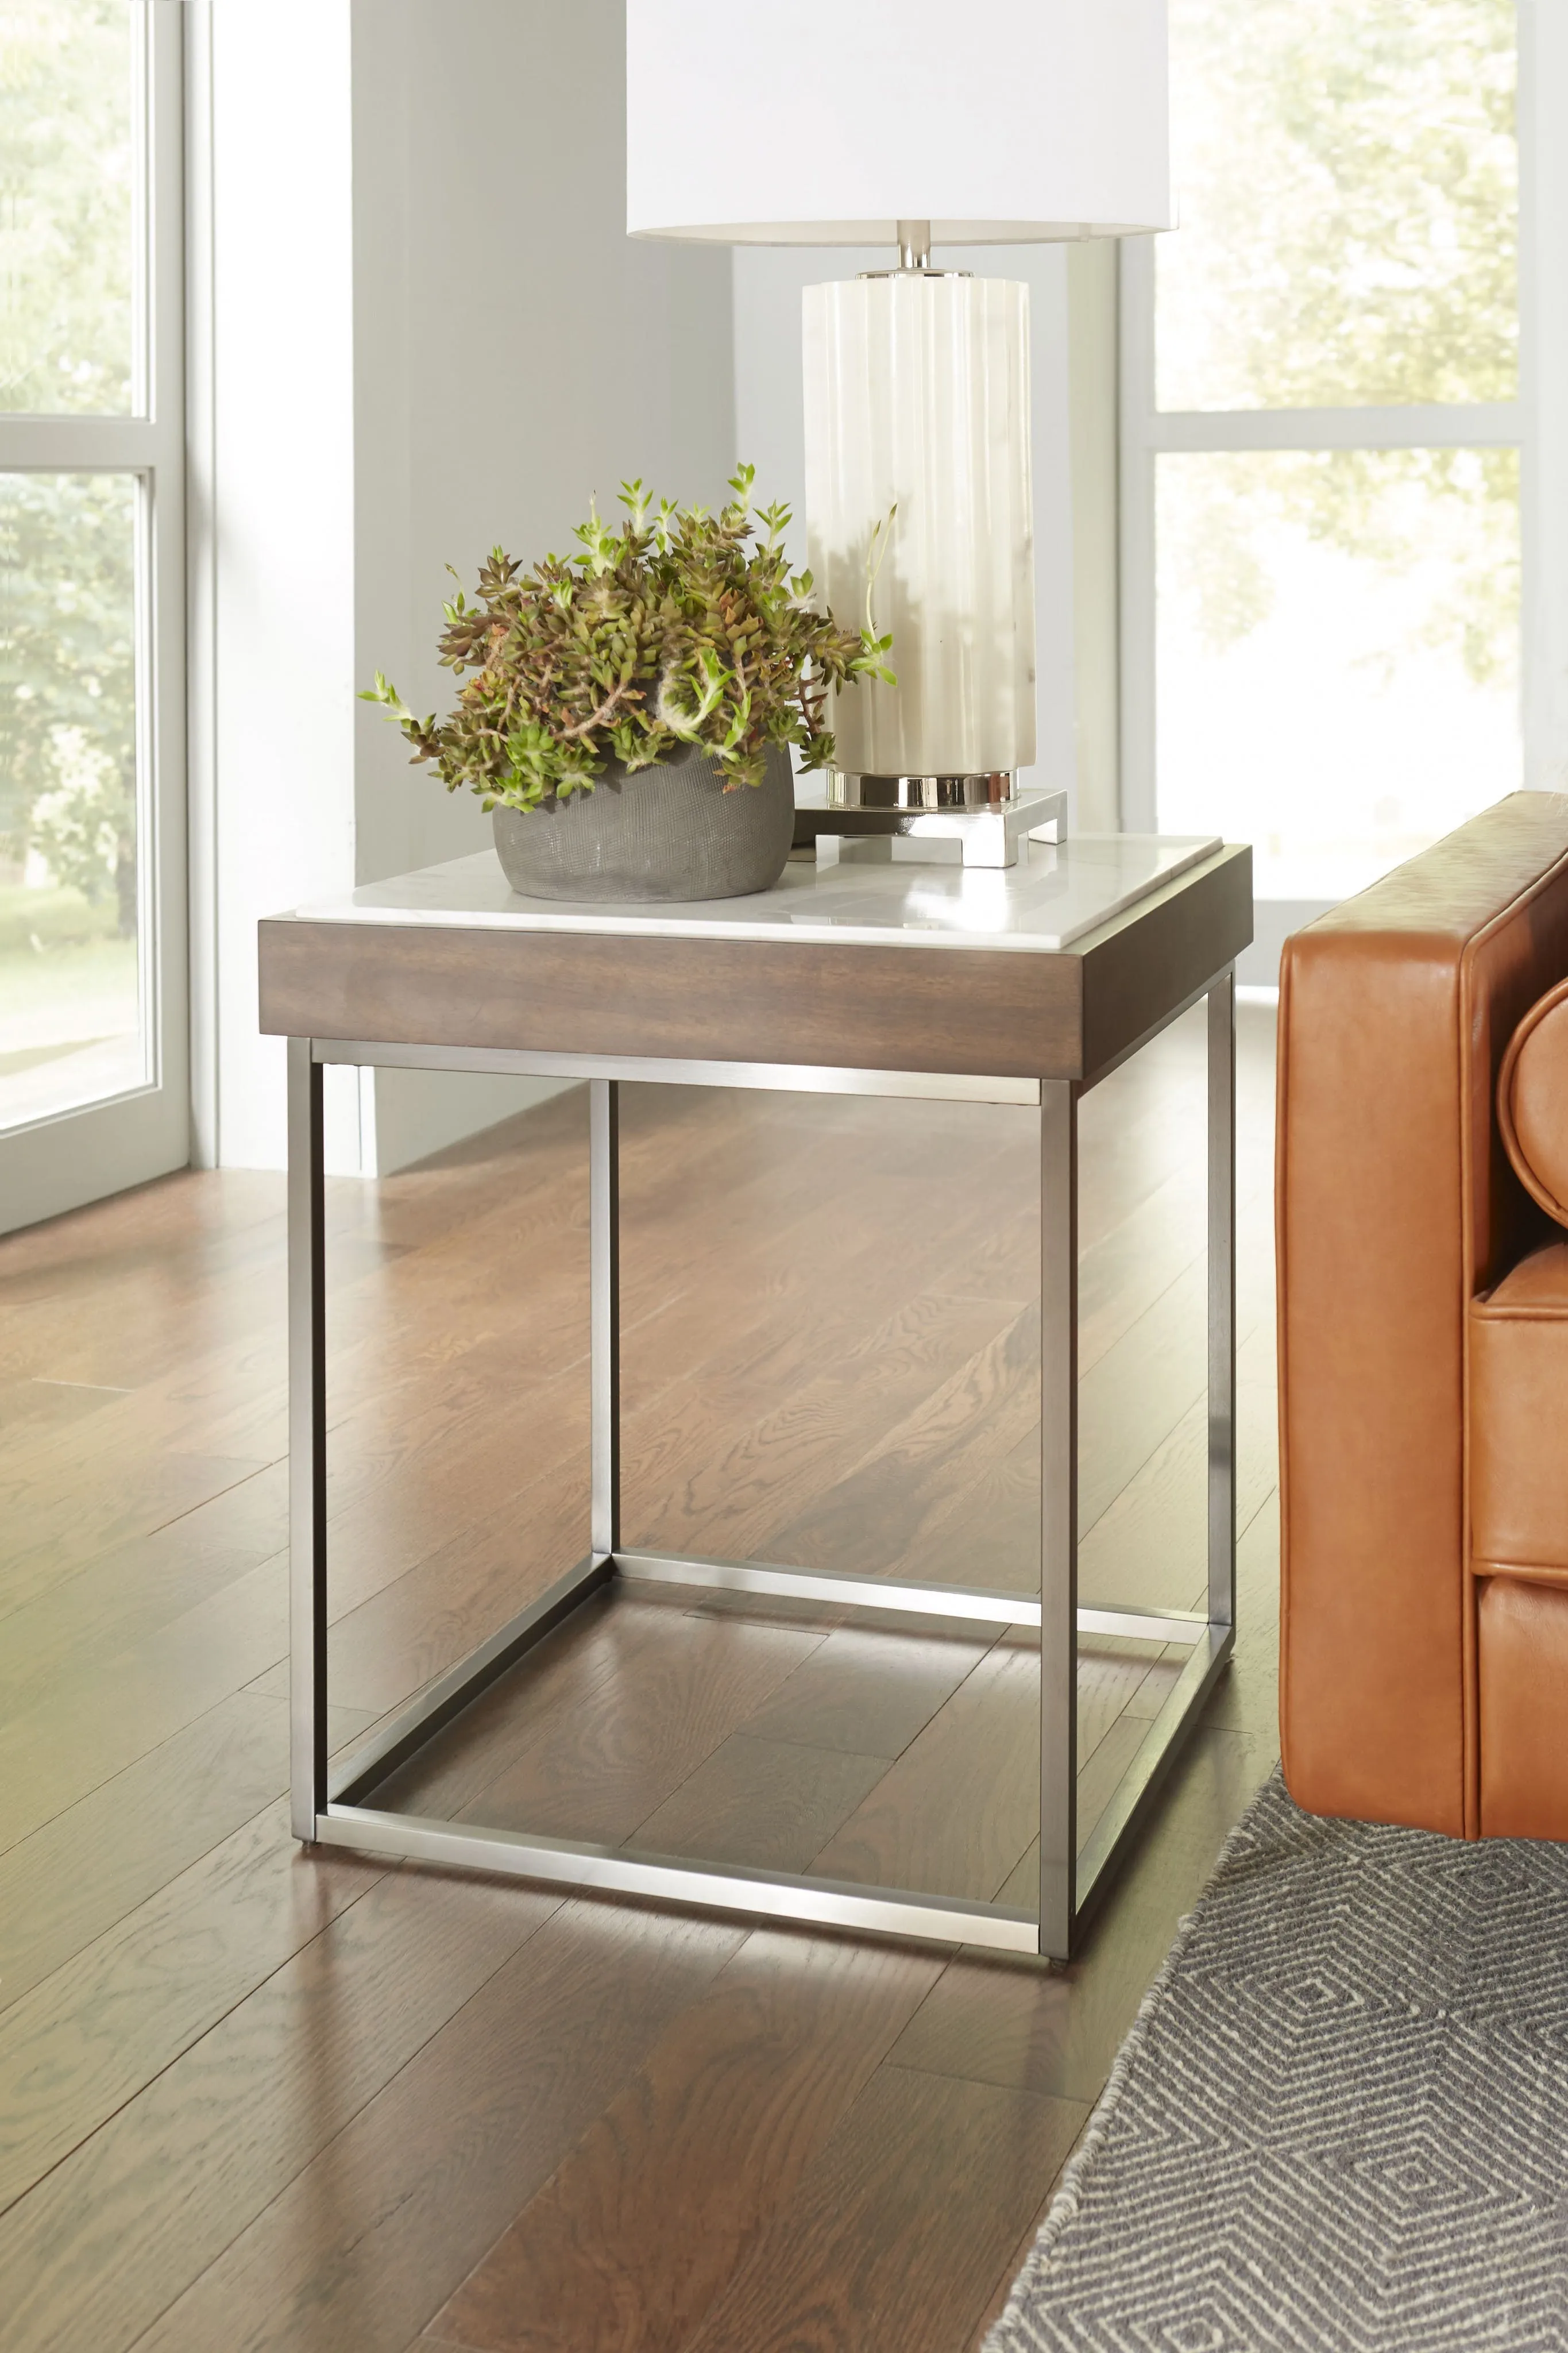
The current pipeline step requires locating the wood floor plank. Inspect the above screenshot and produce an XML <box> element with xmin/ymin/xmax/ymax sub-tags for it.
<box><xmin>882</xmin><ymin>1414</ymin><xmax>1040</xmax><ymax>1593</ymax></box>
<box><xmin>758</xmin><ymin>1302</ymin><xmax>1042</xmax><ymax>1590</ymax></box>
<box><xmin>0</xmin><ymin>1448</ymin><xmax>273</xmax><ymax>1622</ymax></box>
<box><xmin>737</xmin><ymin>1623</ymin><xmax>993</xmax><ymax>1759</ymax></box>
<box><xmin>926</xmin><ymin>1726</ymin><xmax>1279</xmax><ymax>2103</ymax></box>
<box><xmin>1075</xmin><ymin>1162</ymin><xmax>1204</xmax><ymax>1374</ymax></box>
<box><xmin>1073</xmin><ymin>1714</ymin><xmax>1153</xmax><ymax>1850</ymax></box>
<box><xmin>1077</xmin><ymin>1321</ymin><xmax>1276</xmax><ymax>1614</ymax></box>
<box><xmin>623</xmin><ymin>1290</ymin><xmax>1021</xmax><ymax>1569</ymax></box>
<box><xmin>427</xmin><ymin>1929</ymin><xmax>946</xmax><ymax>2353</ymax></box>
<box><xmin>1076</xmin><ymin>1642</ymin><xmax>1169</xmax><ymax>1763</ymax></box>
<box><xmin>373</xmin><ymin>1590</ymin><xmax>822</xmax><ymax>1835</ymax></box>
<box><xmin>616</xmin><ymin>1137</ymin><xmax>1025</xmax><ymax>1424</ymax></box>
<box><xmin>0</xmin><ymin>1872</ymin><xmax>563</xmax><ymax>2353</ymax></box>
<box><xmin>279</xmin><ymin>1375</ymin><xmax>592</xmax><ymax>1637</ymax></box>
<box><xmin>0</xmin><ymin>1691</ymin><xmax>370</xmax><ymax>2012</ymax></box>
<box><xmin>0</xmin><ymin>1460</ymin><xmax>288</xmax><ymax>1715</ymax></box>
<box><xmin>0</xmin><ymin>1376</ymin><xmax>124</xmax><ymax>1444</ymax></box>
<box><xmin>810</xmin><ymin>1643</ymin><xmax>1040</xmax><ymax>1903</ymax></box>
<box><xmin>461</xmin><ymin>1607</ymin><xmax>823</xmax><ymax>1845</ymax></box>
<box><xmin>631</xmin><ymin>1736</ymin><xmax>890</xmax><ymax>1872</ymax></box>
<box><xmin>806</xmin><ymin>1636</ymin><xmax>1191</xmax><ymax>1910</ymax></box>
<box><xmin>615</xmin><ymin>1117</ymin><xmax>952</xmax><ymax>1373</ymax></box>
<box><xmin>0</xmin><ymin>1803</ymin><xmax>386</xmax><ymax>2217</ymax></box>
<box><xmin>1075</xmin><ymin>1256</ymin><xmax>1208</xmax><ymax>1533</ymax></box>
<box><xmin>0</xmin><ymin>1549</ymin><xmax>293</xmax><ymax>1855</ymax></box>
<box><xmin>132</xmin><ymin>1902</ymin><xmax>746</xmax><ymax>2353</ymax></box>
<box><xmin>673</xmin><ymin>2062</ymin><xmax>1086</xmax><ymax>2353</ymax></box>
<box><xmin>244</xmin><ymin>1448</ymin><xmax>592</xmax><ymax>1716</ymax></box>
<box><xmin>329</xmin><ymin>1224</ymin><xmax>588</xmax><ymax>1407</ymax></box>
<box><xmin>370</xmin><ymin>1590</ymin><xmax>662</xmax><ymax>1823</ymax></box>
<box><xmin>1121</xmin><ymin>1650</ymin><xmax>1187</xmax><ymax>1722</ymax></box>
<box><xmin>0</xmin><ymin>1175</ymin><xmax>284</xmax><ymax>1388</ymax></box>
<box><xmin>853</xmin><ymin>1238</ymin><xmax>1272</xmax><ymax>1607</ymax></box>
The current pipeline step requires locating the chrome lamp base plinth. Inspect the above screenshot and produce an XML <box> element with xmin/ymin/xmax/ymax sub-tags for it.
<box><xmin>793</xmin><ymin>776</ymin><xmax>1068</xmax><ymax>870</ymax></box>
<box><xmin>833</xmin><ymin>772</ymin><xmax>1017</xmax><ymax>811</ymax></box>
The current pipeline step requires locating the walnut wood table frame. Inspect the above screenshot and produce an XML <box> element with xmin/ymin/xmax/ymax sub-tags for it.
<box><xmin>264</xmin><ymin>840</ymin><xmax>1251</xmax><ymax>1961</ymax></box>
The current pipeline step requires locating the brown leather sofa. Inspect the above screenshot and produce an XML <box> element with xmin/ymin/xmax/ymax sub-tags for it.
<box><xmin>1277</xmin><ymin>791</ymin><xmax>1568</xmax><ymax>1843</ymax></box>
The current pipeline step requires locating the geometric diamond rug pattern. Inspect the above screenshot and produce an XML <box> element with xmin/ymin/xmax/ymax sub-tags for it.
<box><xmin>985</xmin><ymin>1769</ymin><xmax>1568</xmax><ymax>2352</ymax></box>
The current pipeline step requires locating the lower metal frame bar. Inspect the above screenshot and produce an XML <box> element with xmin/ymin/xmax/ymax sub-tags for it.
<box><xmin>290</xmin><ymin>965</ymin><xmax>1238</xmax><ymax>1963</ymax></box>
<box><xmin>614</xmin><ymin>1548</ymin><xmax>1207</xmax><ymax>1648</ymax></box>
<box><xmin>315</xmin><ymin>1804</ymin><xmax>1041</xmax><ymax>1951</ymax></box>
<box><xmin>322</xmin><ymin>1568</ymin><xmax>1229</xmax><ymax>1950</ymax></box>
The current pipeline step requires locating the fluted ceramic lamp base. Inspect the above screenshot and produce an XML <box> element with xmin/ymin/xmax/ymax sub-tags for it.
<box><xmin>804</xmin><ymin>271</ymin><xmax>1037</xmax><ymax>783</ymax></box>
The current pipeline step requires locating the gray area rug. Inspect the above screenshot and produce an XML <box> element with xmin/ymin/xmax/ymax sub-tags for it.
<box><xmin>986</xmin><ymin>1769</ymin><xmax>1568</xmax><ymax>2351</ymax></box>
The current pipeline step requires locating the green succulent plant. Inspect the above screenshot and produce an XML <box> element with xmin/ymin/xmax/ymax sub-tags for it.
<box><xmin>362</xmin><ymin>466</ymin><xmax>894</xmax><ymax>812</ymax></box>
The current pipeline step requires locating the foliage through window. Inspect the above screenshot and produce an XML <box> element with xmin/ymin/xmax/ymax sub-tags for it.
<box><xmin>1141</xmin><ymin>0</ymin><xmax>1523</xmax><ymax>905</ymax></box>
<box><xmin>1</xmin><ymin>1</ymin><xmax>146</xmax><ymax>1134</ymax></box>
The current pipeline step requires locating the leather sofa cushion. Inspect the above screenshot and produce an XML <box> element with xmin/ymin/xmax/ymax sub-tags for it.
<box><xmin>1479</xmin><ymin>1576</ymin><xmax>1568</xmax><ymax>1839</ymax></box>
<box><xmin>1470</xmin><ymin>1239</ymin><xmax>1568</xmax><ymax>1578</ymax></box>
<box><xmin>1499</xmin><ymin>976</ymin><xmax>1568</xmax><ymax>1226</ymax></box>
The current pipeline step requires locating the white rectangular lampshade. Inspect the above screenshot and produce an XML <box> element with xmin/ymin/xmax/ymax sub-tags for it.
<box><xmin>627</xmin><ymin>0</ymin><xmax>1170</xmax><ymax>244</ymax></box>
<box><xmin>804</xmin><ymin>276</ymin><xmax>1036</xmax><ymax>780</ymax></box>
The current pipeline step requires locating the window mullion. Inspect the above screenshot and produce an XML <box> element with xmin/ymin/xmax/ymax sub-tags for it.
<box><xmin>0</xmin><ymin>418</ymin><xmax>167</xmax><ymax>472</ymax></box>
<box><xmin>1141</xmin><ymin>403</ymin><xmax>1524</xmax><ymax>456</ymax></box>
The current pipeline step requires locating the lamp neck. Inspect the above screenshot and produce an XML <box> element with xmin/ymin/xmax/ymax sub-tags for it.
<box><xmin>859</xmin><ymin>219</ymin><xmax>965</xmax><ymax>284</ymax></box>
<box><xmin>896</xmin><ymin>218</ymin><xmax>932</xmax><ymax>271</ymax></box>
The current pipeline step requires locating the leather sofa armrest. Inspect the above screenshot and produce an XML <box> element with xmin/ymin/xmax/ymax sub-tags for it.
<box><xmin>1279</xmin><ymin>792</ymin><xmax>1568</xmax><ymax>1837</ymax></box>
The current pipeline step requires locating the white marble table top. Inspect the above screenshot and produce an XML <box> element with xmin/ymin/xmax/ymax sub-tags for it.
<box><xmin>284</xmin><ymin>834</ymin><xmax>1226</xmax><ymax>958</ymax></box>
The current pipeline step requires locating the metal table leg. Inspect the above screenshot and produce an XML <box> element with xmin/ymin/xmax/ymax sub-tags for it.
<box><xmin>590</xmin><ymin>1078</ymin><xmax>620</xmax><ymax>1563</ymax></box>
<box><xmin>1208</xmin><ymin>968</ymin><xmax>1237</xmax><ymax>1632</ymax></box>
<box><xmin>288</xmin><ymin>1036</ymin><xmax>327</xmax><ymax>1841</ymax></box>
<box><xmin>1039</xmin><ymin>1079</ymin><xmax>1078</xmax><ymax>1961</ymax></box>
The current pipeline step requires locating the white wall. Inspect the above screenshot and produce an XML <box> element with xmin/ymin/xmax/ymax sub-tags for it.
<box><xmin>207</xmin><ymin>1</ymin><xmax>363</xmax><ymax>1172</ymax></box>
<box><xmin>206</xmin><ymin>0</ymin><xmax>735</xmax><ymax>1173</ymax></box>
<box><xmin>350</xmin><ymin>0</ymin><xmax>735</xmax><ymax>1172</ymax></box>
<box><xmin>732</xmin><ymin>241</ymin><xmax>1082</xmax><ymax>818</ymax></box>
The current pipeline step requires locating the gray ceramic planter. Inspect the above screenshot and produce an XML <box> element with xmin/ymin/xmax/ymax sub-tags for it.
<box><xmin>492</xmin><ymin>742</ymin><xmax>794</xmax><ymax>903</ymax></box>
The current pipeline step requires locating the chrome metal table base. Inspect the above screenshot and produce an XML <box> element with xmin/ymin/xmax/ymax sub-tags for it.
<box><xmin>793</xmin><ymin>786</ymin><xmax>1068</xmax><ymax>870</ymax></box>
<box><xmin>289</xmin><ymin>974</ymin><xmax>1237</xmax><ymax>1964</ymax></box>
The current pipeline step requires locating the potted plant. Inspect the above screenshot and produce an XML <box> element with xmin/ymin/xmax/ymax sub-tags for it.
<box><xmin>364</xmin><ymin>466</ymin><xmax>893</xmax><ymax>902</ymax></box>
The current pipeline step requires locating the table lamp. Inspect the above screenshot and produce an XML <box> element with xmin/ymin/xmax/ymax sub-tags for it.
<box><xmin>627</xmin><ymin>0</ymin><xmax>1171</xmax><ymax>859</ymax></box>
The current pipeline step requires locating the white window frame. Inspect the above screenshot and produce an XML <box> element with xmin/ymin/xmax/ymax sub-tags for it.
<box><xmin>1118</xmin><ymin>1</ymin><xmax>1568</xmax><ymax>981</ymax></box>
<box><xmin>1</xmin><ymin>2</ymin><xmax>187</xmax><ymax>1233</ymax></box>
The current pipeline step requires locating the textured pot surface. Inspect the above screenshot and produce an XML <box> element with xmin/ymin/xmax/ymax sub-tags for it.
<box><xmin>492</xmin><ymin>743</ymin><xmax>794</xmax><ymax>902</ymax></box>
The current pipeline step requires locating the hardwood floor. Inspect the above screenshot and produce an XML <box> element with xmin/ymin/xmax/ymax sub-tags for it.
<box><xmin>0</xmin><ymin>999</ymin><xmax>1280</xmax><ymax>2352</ymax></box>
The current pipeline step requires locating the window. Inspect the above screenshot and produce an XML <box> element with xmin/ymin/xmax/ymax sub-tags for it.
<box><xmin>0</xmin><ymin>1</ymin><xmax>187</xmax><ymax>1230</ymax></box>
<box><xmin>1121</xmin><ymin>0</ymin><xmax>1529</xmax><ymax>953</ymax></box>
